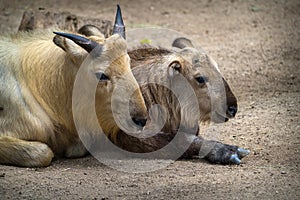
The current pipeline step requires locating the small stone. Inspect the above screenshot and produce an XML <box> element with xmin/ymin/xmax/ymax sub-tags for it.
<box><xmin>281</xmin><ymin>171</ymin><xmax>287</xmax><ymax>174</ymax></box>
<box><xmin>161</xmin><ymin>11</ymin><xmax>170</xmax><ymax>16</ymax></box>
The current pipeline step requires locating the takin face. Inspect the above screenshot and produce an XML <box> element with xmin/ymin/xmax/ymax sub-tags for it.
<box><xmin>128</xmin><ymin>38</ymin><xmax>237</xmax><ymax>131</ymax></box>
<box><xmin>170</xmin><ymin>37</ymin><xmax>237</xmax><ymax>124</ymax></box>
<box><xmin>0</xmin><ymin>5</ymin><xmax>147</xmax><ymax>167</ymax></box>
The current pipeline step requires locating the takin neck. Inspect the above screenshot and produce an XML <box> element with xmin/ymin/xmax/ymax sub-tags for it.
<box><xmin>129</xmin><ymin>46</ymin><xmax>200</xmax><ymax>134</ymax></box>
<box><xmin>129</xmin><ymin>47</ymin><xmax>183</xmax><ymax>132</ymax></box>
<box><xmin>12</xmin><ymin>31</ymin><xmax>79</xmax><ymax>134</ymax></box>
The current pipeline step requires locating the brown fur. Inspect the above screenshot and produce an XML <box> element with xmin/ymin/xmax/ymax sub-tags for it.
<box><xmin>115</xmin><ymin>45</ymin><xmax>237</xmax><ymax>153</ymax></box>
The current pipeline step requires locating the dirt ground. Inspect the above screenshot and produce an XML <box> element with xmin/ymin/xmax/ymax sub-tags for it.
<box><xmin>0</xmin><ymin>0</ymin><xmax>299</xmax><ymax>199</ymax></box>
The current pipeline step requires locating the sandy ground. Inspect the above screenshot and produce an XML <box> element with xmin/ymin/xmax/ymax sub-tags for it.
<box><xmin>0</xmin><ymin>0</ymin><xmax>299</xmax><ymax>199</ymax></box>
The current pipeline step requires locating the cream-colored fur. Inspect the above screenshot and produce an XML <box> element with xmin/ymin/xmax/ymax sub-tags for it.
<box><xmin>0</xmin><ymin>30</ymin><xmax>147</xmax><ymax>167</ymax></box>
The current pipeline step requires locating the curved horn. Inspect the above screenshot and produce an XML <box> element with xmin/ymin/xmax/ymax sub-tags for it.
<box><xmin>113</xmin><ymin>5</ymin><xmax>126</xmax><ymax>39</ymax></box>
<box><xmin>172</xmin><ymin>37</ymin><xmax>194</xmax><ymax>49</ymax></box>
<box><xmin>53</xmin><ymin>32</ymin><xmax>99</xmax><ymax>53</ymax></box>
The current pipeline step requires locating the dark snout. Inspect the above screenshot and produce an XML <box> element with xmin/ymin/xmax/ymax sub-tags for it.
<box><xmin>129</xmin><ymin>89</ymin><xmax>148</xmax><ymax>128</ymax></box>
<box><xmin>227</xmin><ymin>105</ymin><xmax>237</xmax><ymax>118</ymax></box>
<box><xmin>132</xmin><ymin>117</ymin><xmax>147</xmax><ymax>127</ymax></box>
<box><xmin>223</xmin><ymin>78</ymin><xmax>238</xmax><ymax>119</ymax></box>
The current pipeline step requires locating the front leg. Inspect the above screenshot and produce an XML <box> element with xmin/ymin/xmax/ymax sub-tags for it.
<box><xmin>116</xmin><ymin>130</ymin><xmax>249</xmax><ymax>164</ymax></box>
<box><xmin>0</xmin><ymin>136</ymin><xmax>54</xmax><ymax>167</ymax></box>
<box><xmin>182</xmin><ymin>135</ymin><xmax>250</xmax><ymax>164</ymax></box>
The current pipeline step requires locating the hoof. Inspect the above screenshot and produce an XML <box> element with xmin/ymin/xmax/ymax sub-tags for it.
<box><xmin>230</xmin><ymin>154</ymin><xmax>241</xmax><ymax>164</ymax></box>
<box><xmin>237</xmin><ymin>148</ymin><xmax>251</xmax><ymax>158</ymax></box>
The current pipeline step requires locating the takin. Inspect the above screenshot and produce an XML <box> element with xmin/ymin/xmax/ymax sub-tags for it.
<box><xmin>78</xmin><ymin>25</ymin><xmax>250</xmax><ymax>165</ymax></box>
<box><xmin>0</xmin><ymin>5</ymin><xmax>148</xmax><ymax>167</ymax></box>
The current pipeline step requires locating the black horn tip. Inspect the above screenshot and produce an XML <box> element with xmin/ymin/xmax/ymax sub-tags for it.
<box><xmin>113</xmin><ymin>4</ymin><xmax>126</xmax><ymax>39</ymax></box>
<box><xmin>53</xmin><ymin>32</ymin><xmax>90</xmax><ymax>43</ymax></box>
<box><xmin>115</xmin><ymin>4</ymin><xmax>124</xmax><ymax>25</ymax></box>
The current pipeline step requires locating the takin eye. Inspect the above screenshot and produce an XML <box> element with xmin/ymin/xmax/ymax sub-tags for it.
<box><xmin>192</xmin><ymin>58</ymin><xmax>200</xmax><ymax>64</ymax></box>
<box><xmin>169</xmin><ymin>61</ymin><xmax>181</xmax><ymax>72</ymax></box>
<box><xmin>195</xmin><ymin>76</ymin><xmax>207</xmax><ymax>85</ymax></box>
<box><xmin>95</xmin><ymin>71</ymin><xmax>110</xmax><ymax>81</ymax></box>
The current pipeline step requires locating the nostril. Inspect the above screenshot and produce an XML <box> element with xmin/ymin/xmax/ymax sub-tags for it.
<box><xmin>132</xmin><ymin>118</ymin><xmax>147</xmax><ymax>127</ymax></box>
<box><xmin>227</xmin><ymin>106</ymin><xmax>237</xmax><ymax>118</ymax></box>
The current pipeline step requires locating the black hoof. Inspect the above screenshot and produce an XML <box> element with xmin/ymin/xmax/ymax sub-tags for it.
<box><xmin>237</xmin><ymin>148</ymin><xmax>251</xmax><ymax>159</ymax></box>
<box><xmin>203</xmin><ymin>141</ymin><xmax>250</xmax><ymax>165</ymax></box>
<box><xmin>230</xmin><ymin>154</ymin><xmax>241</xmax><ymax>164</ymax></box>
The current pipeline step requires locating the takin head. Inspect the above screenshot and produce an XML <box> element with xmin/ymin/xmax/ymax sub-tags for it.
<box><xmin>171</xmin><ymin>37</ymin><xmax>238</xmax><ymax>123</ymax></box>
<box><xmin>72</xmin><ymin>23</ymin><xmax>237</xmax><ymax>129</ymax></box>
<box><xmin>52</xmin><ymin>5</ymin><xmax>147</xmax><ymax>140</ymax></box>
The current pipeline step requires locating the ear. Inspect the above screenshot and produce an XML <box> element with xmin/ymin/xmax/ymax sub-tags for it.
<box><xmin>53</xmin><ymin>34</ymin><xmax>87</xmax><ymax>61</ymax></box>
<box><xmin>172</xmin><ymin>37</ymin><xmax>194</xmax><ymax>49</ymax></box>
<box><xmin>168</xmin><ymin>61</ymin><xmax>182</xmax><ymax>77</ymax></box>
<box><xmin>78</xmin><ymin>24</ymin><xmax>104</xmax><ymax>38</ymax></box>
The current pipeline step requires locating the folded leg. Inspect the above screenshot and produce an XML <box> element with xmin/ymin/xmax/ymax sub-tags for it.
<box><xmin>0</xmin><ymin>136</ymin><xmax>54</xmax><ymax>167</ymax></box>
